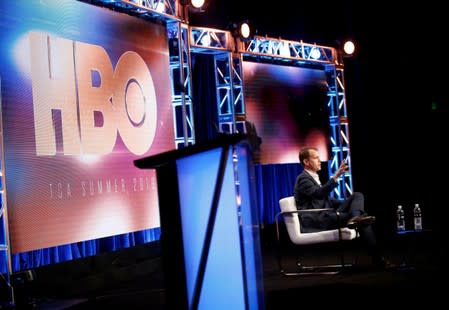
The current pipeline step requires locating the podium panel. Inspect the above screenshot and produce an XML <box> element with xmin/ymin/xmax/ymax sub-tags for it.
<box><xmin>134</xmin><ymin>136</ymin><xmax>264</xmax><ymax>309</ymax></box>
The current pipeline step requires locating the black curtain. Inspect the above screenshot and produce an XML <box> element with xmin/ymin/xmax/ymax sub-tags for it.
<box><xmin>191</xmin><ymin>53</ymin><xmax>219</xmax><ymax>144</ymax></box>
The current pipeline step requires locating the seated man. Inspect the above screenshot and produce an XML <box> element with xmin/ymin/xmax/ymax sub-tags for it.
<box><xmin>293</xmin><ymin>146</ymin><xmax>390</xmax><ymax>268</ymax></box>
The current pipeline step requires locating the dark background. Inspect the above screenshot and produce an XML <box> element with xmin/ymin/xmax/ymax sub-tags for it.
<box><xmin>190</xmin><ymin>0</ymin><xmax>448</xmax><ymax>237</ymax></box>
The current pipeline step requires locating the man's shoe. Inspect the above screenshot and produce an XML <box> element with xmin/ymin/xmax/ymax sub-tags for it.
<box><xmin>347</xmin><ymin>214</ymin><xmax>376</xmax><ymax>229</ymax></box>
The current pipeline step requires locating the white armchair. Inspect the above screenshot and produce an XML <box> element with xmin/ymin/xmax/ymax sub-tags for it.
<box><xmin>275</xmin><ymin>196</ymin><xmax>358</xmax><ymax>276</ymax></box>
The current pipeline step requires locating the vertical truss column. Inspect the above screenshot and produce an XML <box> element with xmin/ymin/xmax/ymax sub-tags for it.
<box><xmin>188</xmin><ymin>27</ymin><xmax>245</xmax><ymax>138</ymax></box>
<box><xmin>231</xmin><ymin>53</ymin><xmax>246</xmax><ymax>133</ymax></box>
<box><xmin>214</xmin><ymin>53</ymin><xmax>235</xmax><ymax>134</ymax></box>
<box><xmin>214</xmin><ymin>52</ymin><xmax>246</xmax><ymax>134</ymax></box>
<box><xmin>168</xmin><ymin>20</ymin><xmax>195</xmax><ymax>148</ymax></box>
<box><xmin>326</xmin><ymin>64</ymin><xmax>353</xmax><ymax>199</ymax></box>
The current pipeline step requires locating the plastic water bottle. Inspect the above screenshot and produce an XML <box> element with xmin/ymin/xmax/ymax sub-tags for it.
<box><xmin>396</xmin><ymin>205</ymin><xmax>405</xmax><ymax>232</ymax></box>
<box><xmin>413</xmin><ymin>203</ymin><xmax>422</xmax><ymax>231</ymax></box>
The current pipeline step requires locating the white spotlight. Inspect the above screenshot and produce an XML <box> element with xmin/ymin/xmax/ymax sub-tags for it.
<box><xmin>343</xmin><ymin>40</ymin><xmax>355</xmax><ymax>55</ymax></box>
<box><xmin>191</xmin><ymin>0</ymin><xmax>205</xmax><ymax>9</ymax></box>
<box><xmin>240</xmin><ymin>22</ymin><xmax>250</xmax><ymax>39</ymax></box>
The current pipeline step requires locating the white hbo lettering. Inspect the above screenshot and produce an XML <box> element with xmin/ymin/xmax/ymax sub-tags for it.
<box><xmin>29</xmin><ymin>32</ymin><xmax>157</xmax><ymax>156</ymax></box>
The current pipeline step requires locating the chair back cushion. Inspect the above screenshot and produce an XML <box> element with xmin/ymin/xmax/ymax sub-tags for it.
<box><xmin>278</xmin><ymin>196</ymin><xmax>357</xmax><ymax>245</ymax></box>
<box><xmin>279</xmin><ymin>196</ymin><xmax>302</xmax><ymax>241</ymax></box>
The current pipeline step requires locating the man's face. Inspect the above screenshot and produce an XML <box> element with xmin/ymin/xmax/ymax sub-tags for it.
<box><xmin>305</xmin><ymin>149</ymin><xmax>321</xmax><ymax>172</ymax></box>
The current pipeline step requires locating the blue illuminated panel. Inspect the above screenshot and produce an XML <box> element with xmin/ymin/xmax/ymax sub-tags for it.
<box><xmin>235</xmin><ymin>145</ymin><xmax>264</xmax><ymax>309</ymax></box>
<box><xmin>176</xmin><ymin>147</ymin><xmax>246</xmax><ymax>309</ymax></box>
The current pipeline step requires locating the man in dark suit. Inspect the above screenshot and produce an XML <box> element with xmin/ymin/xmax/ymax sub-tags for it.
<box><xmin>293</xmin><ymin>146</ymin><xmax>389</xmax><ymax>267</ymax></box>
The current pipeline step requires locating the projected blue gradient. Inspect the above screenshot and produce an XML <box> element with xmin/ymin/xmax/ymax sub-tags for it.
<box><xmin>176</xmin><ymin>147</ymin><xmax>251</xmax><ymax>309</ymax></box>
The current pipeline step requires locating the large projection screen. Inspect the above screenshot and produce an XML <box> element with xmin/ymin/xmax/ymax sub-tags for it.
<box><xmin>243</xmin><ymin>61</ymin><xmax>331</xmax><ymax>164</ymax></box>
<box><xmin>0</xmin><ymin>0</ymin><xmax>174</xmax><ymax>253</ymax></box>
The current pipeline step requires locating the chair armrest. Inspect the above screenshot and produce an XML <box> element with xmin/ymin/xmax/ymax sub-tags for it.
<box><xmin>275</xmin><ymin>208</ymin><xmax>344</xmax><ymax>238</ymax></box>
<box><xmin>275</xmin><ymin>208</ymin><xmax>334</xmax><ymax>219</ymax></box>
<box><xmin>277</xmin><ymin>208</ymin><xmax>341</xmax><ymax>218</ymax></box>
<box><xmin>297</xmin><ymin>208</ymin><xmax>335</xmax><ymax>213</ymax></box>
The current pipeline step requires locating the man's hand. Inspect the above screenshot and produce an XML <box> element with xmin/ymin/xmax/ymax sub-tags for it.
<box><xmin>332</xmin><ymin>160</ymin><xmax>348</xmax><ymax>181</ymax></box>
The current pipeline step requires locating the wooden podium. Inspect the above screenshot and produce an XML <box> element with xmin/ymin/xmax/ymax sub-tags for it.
<box><xmin>134</xmin><ymin>134</ymin><xmax>265</xmax><ymax>310</ymax></box>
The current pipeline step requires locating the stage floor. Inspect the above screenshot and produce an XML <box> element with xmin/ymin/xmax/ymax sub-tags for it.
<box><xmin>7</xmin><ymin>225</ymin><xmax>446</xmax><ymax>309</ymax></box>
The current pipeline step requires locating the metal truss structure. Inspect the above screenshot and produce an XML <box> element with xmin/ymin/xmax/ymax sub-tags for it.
<box><xmin>189</xmin><ymin>27</ymin><xmax>245</xmax><ymax>134</ymax></box>
<box><xmin>74</xmin><ymin>2</ymin><xmax>353</xmax><ymax>196</ymax></box>
<box><xmin>240</xmin><ymin>36</ymin><xmax>337</xmax><ymax>64</ymax></box>
<box><xmin>238</xmin><ymin>35</ymin><xmax>352</xmax><ymax>199</ymax></box>
<box><xmin>327</xmin><ymin>66</ymin><xmax>353</xmax><ymax>198</ymax></box>
<box><xmin>1</xmin><ymin>0</ymin><xmax>353</xmax><ymax>305</ymax></box>
<box><xmin>168</xmin><ymin>21</ymin><xmax>196</xmax><ymax>147</ymax></box>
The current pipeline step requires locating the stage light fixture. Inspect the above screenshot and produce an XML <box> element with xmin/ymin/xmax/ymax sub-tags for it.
<box><xmin>343</xmin><ymin>40</ymin><xmax>355</xmax><ymax>55</ymax></box>
<box><xmin>232</xmin><ymin>21</ymin><xmax>253</xmax><ymax>41</ymax></box>
<box><xmin>180</xmin><ymin>0</ymin><xmax>207</xmax><ymax>21</ymax></box>
<box><xmin>190</xmin><ymin>0</ymin><xmax>205</xmax><ymax>9</ymax></box>
<box><xmin>239</xmin><ymin>22</ymin><xmax>251</xmax><ymax>39</ymax></box>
